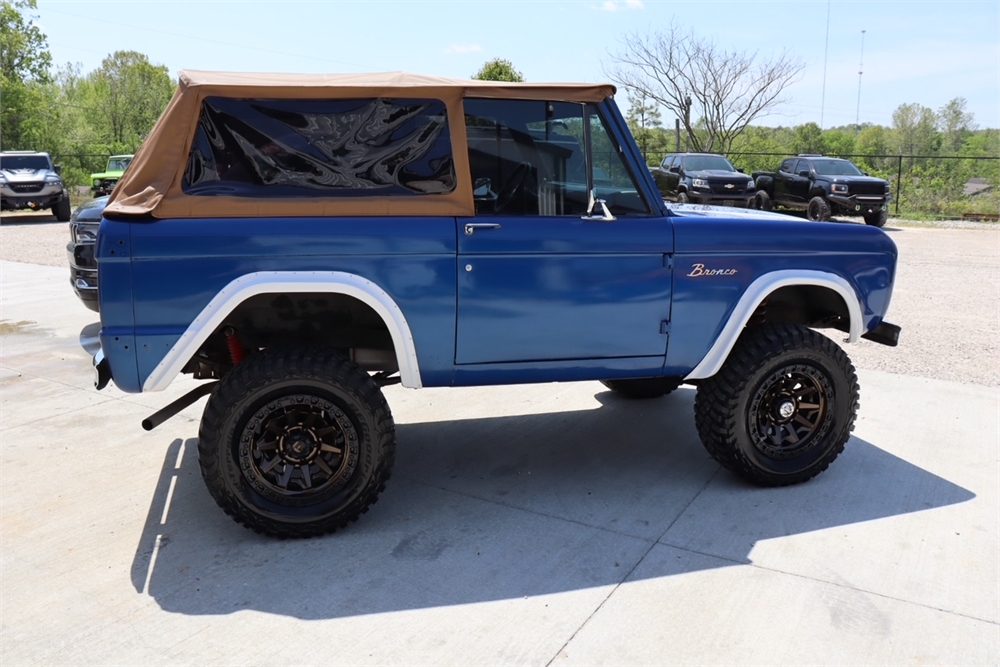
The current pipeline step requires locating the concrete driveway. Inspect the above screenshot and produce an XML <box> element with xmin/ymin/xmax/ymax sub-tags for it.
<box><xmin>1</xmin><ymin>260</ymin><xmax>997</xmax><ymax>665</ymax></box>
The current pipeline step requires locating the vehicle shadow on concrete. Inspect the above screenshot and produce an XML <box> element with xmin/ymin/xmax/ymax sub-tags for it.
<box><xmin>129</xmin><ymin>391</ymin><xmax>974</xmax><ymax>619</ymax></box>
<box><xmin>0</xmin><ymin>212</ymin><xmax>60</xmax><ymax>225</ymax></box>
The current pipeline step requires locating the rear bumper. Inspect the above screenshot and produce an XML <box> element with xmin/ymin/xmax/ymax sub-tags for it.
<box><xmin>93</xmin><ymin>348</ymin><xmax>111</xmax><ymax>390</ymax></box>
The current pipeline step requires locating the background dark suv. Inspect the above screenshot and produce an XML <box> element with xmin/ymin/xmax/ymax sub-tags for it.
<box><xmin>652</xmin><ymin>152</ymin><xmax>755</xmax><ymax>207</ymax></box>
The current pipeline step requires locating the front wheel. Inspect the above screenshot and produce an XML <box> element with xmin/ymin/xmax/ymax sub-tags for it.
<box><xmin>197</xmin><ymin>347</ymin><xmax>396</xmax><ymax>538</ymax></box>
<box><xmin>676</xmin><ymin>192</ymin><xmax>690</xmax><ymax>204</ymax></box>
<box><xmin>806</xmin><ymin>196</ymin><xmax>832</xmax><ymax>221</ymax></box>
<box><xmin>53</xmin><ymin>196</ymin><xmax>71</xmax><ymax>222</ymax></box>
<box><xmin>753</xmin><ymin>190</ymin><xmax>772</xmax><ymax>211</ymax></box>
<box><xmin>864</xmin><ymin>209</ymin><xmax>888</xmax><ymax>227</ymax></box>
<box><xmin>694</xmin><ymin>324</ymin><xmax>859</xmax><ymax>486</ymax></box>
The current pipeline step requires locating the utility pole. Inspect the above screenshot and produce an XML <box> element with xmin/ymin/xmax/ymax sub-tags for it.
<box><xmin>820</xmin><ymin>0</ymin><xmax>831</xmax><ymax>129</ymax></box>
<box><xmin>684</xmin><ymin>95</ymin><xmax>691</xmax><ymax>152</ymax></box>
<box><xmin>855</xmin><ymin>29</ymin><xmax>866</xmax><ymax>130</ymax></box>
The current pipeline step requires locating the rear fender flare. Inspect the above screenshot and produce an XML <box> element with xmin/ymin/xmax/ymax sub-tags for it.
<box><xmin>142</xmin><ymin>271</ymin><xmax>422</xmax><ymax>391</ymax></box>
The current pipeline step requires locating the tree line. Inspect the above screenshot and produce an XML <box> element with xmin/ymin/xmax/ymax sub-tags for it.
<box><xmin>1</xmin><ymin>1</ymin><xmax>174</xmax><ymax>190</ymax></box>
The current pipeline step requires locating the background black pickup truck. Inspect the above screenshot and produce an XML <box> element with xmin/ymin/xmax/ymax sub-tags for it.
<box><xmin>752</xmin><ymin>155</ymin><xmax>891</xmax><ymax>227</ymax></box>
<box><xmin>652</xmin><ymin>152</ymin><xmax>756</xmax><ymax>207</ymax></box>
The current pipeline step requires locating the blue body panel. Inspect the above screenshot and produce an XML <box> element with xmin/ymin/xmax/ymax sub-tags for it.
<box><xmin>665</xmin><ymin>215</ymin><xmax>896</xmax><ymax>374</ymax></box>
<box><xmin>96</xmin><ymin>218</ymin><xmax>140</xmax><ymax>392</ymax></box>
<box><xmin>116</xmin><ymin>216</ymin><xmax>459</xmax><ymax>389</ymax></box>
<box><xmin>95</xmin><ymin>97</ymin><xmax>898</xmax><ymax>394</ymax></box>
<box><xmin>455</xmin><ymin>214</ymin><xmax>673</xmax><ymax>365</ymax></box>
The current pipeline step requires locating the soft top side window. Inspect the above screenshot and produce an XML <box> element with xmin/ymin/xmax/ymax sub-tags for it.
<box><xmin>182</xmin><ymin>97</ymin><xmax>456</xmax><ymax>198</ymax></box>
<box><xmin>464</xmin><ymin>98</ymin><xmax>650</xmax><ymax>217</ymax></box>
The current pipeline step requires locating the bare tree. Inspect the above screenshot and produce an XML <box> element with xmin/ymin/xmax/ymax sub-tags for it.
<box><xmin>606</xmin><ymin>22</ymin><xmax>804</xmax><ymax>153</ymax></box>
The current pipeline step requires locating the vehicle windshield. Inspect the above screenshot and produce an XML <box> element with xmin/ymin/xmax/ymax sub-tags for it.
<box><xmin>108</xmin><ymin>158</ymin><xmax>132</xmax><ymax>171</ymax></box>
<box><xmin>810</xmin><ymin>159</ymin><xmax>863</xmax><ymax>176</ymax></box>
<box><xmin>681</xmin><ymin>155</ymin><xmax>736</xmax><ymax>172</ymax></box>
<box><xmin>1</xmin><ymin>155</ymin><xmax>50</xmax><ymax>170</ymax></box>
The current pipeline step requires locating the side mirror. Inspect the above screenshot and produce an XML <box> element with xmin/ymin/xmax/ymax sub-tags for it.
<box><xmin>54</xmin><ymin>164</ymin><xmax>62</xmax><ymax>175</ymax></box>
<box><xmin>473</xmin><ymin>177</ymin><xmax>492</xmax><ymax>197</ymax></box>
<box><xmin>798</xmin><ymin>170</ymin><xmax>810</xmax><ymax>178</ymax></box>
<box><xmin>736</xmin><ymin>167</ymin><xmax>745</xmax><ymax>173</ymax></box>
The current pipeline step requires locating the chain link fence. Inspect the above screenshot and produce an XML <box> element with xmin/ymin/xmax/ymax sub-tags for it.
<box><xmin>646</xmin><ymin>149</ymin><xmax>999</xmax><ymax>221</ymax></box>
<box><xmin>58</xmin><ymin>150</ymin><xmax>999</xmax><ymax>221</ymax></box>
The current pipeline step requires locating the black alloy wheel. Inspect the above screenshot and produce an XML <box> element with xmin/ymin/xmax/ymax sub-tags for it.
<box><xmin>694</xmin><ymin>324</ymin><xmax>859</xmax><ymax>486</ymax></box>
<box><xmin>198</xmin><ymin>347</ymin><xmax>396</xmax><ymax>538</ymax></box>
<box><xmin>747</xmin><ymin>365</ymin><xmax>828</xmax><ymax>460</ymax></box>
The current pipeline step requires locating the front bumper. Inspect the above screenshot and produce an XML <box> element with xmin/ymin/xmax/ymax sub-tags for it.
<box><xmin>1</xmin><ymin>192</ymin><xmax>65</xmax><ymax>210</ymax></box>
<box><xmin>689</xmin><ymin>192</ymin><xmax>755</xmax><ymax>208</ymax></box>
<box><xmin>66</xmin><ymin>241</ymin><xmax>99</xmax><ymax>312</ymax></box>
<box><xmin>827</xmin><ymin>194</ymin><xmax>891</xmax><ymax>216</ymax></box>
<box><xmin>91</xmin><ymin>179</ymin><xmax>119</xmax><ymax>197</ymax></box>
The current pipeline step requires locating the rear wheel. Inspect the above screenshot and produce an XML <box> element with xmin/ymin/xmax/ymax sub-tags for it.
<box><xmin>601</xmin><ymin>377</ymin><xmax>682</xmax><ymax>399</ymax></box>
<box><xmin>806</xmin><ymin>196</ymin><xmax>832</xmax><ymax>221</ymax></box>
<box><xmin>694</xmin><ymin>324</ymin><xmax>859</xmax><ymax>486</ymax></box>
<box><xmin>198</xmin><ymin>347</ymin><xmax>396</xmax><ymax>538</ymax></box>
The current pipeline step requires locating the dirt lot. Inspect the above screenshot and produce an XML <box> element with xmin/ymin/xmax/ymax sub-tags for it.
<box><xmin>2</xmin><ymin>209</ymin><xmax>998</xmax><ymax>387</ymax></box>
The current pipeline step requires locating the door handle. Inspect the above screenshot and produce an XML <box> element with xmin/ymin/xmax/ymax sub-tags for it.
<box><xmin>464</xmin><ymin>223</ymin><xmax>502</xmax><ymax>236</ymax></box>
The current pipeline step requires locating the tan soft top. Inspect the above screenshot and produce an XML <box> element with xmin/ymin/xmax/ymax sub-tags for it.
<box><xmin>106</xmin><ymin>70</ymin><xmax>616</xmax><ymax>219</ymax></box>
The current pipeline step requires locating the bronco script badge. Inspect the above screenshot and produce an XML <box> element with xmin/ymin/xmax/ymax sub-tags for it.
<box><xmin>687</xmin><ymin>263</ymin><xmax>738</xmax><ymax>277</ymax></box>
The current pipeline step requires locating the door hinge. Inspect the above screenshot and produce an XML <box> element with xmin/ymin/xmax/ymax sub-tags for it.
<box><xmin>660</xmin><ymin>320</ymin><xmax>671</xmax><ymax>335</ymax></box>
<box><xmin>663</xmin><ymin>254</ymin><xmax>674</xmax><ymax>269</ymax></box>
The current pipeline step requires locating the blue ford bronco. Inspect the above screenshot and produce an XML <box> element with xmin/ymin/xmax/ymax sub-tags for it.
<box><xmin>93</xmin><ymin>71</ymin><xmax>900</xmax><ymax>538</ymax></box>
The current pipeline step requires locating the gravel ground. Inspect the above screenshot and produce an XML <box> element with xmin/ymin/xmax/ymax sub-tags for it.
<box><xmin>2</xmin><ymin>209</ymin><xmax>998</xmax><ymax>387</ymax></box>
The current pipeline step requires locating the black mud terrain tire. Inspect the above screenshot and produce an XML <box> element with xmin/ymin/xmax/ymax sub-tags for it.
<box><xmin>864</xmin><ymin>209</ymin><xmax>888</xmax><ymax>227</ymax></box>
<box><xmin>694</xmin><ymin>324</ymin><xmax>859</xmax><ymax>486</ymax></box>
<box><xmin>53</xmin><ymin>196</ymin><xmax>71</xmax><ymax>222</ymax></box>
<box><xmin>676</xmin><ymin>191</ymin><xmax>690</xmax><ymax>204</ymax></box>
<box><xmin>753</xmin><ymin>190</ymin><xmax>772</xmax><ymax>211</ymax></box>
<box><xmin>806</xmin><ymin>196</ymin><xmax>832</xmax><ymax>221</ymax></box>
<box><xmin>601</xmin><ymin>377</ymin><xmax>682</xmax><ymax>399</ymax></box>
<box><xmin>198</xmin><ymin>347</ymin><xmax>396</xmax><ymax>538</ymax></box>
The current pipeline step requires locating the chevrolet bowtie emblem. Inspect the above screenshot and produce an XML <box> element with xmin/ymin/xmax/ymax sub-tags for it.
<box><xmin>724</xmin><ymin>184</ymin><xmax>735</xmax><ymax>189</ymax></box>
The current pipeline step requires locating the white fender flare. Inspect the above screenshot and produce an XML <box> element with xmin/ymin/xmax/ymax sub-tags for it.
<box><xmin>142</xmin><ymin>271</ymin><xmax>422</xmax><ymax>392</ymax></box>
<box><xmin>684</xmin><ymin>270</ymin><xmax>863</xmax><ymax>381</ymax></box>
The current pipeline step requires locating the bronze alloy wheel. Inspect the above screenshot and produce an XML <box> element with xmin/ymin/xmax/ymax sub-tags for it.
<box><xmin>747</xmin><ymin>364</ymin><xmax>831</xmax><ymax>460</ymax></box>
<box><xmin>239</xmin><ymin>395</ymin><xmax>359</xmax><ymax>505</ymax></box>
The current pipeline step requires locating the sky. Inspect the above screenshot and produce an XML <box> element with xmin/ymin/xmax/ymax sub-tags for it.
<box><xmin>33</xmin><ymin>0</ymin><xmax>1000</xmax><ymax>130</ymax></box>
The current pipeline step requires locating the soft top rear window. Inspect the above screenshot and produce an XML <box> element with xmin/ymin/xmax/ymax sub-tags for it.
<box><xmin>183</xmin><ymin>97</ymin><xmax>455</xmax><ymax>198</ymax></box>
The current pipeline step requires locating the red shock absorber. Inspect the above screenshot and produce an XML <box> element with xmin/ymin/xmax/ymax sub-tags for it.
<box><xmin>223</xmin><ymin>326</ymin><xmax>245</xmax><ymax>365</ymax></box>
